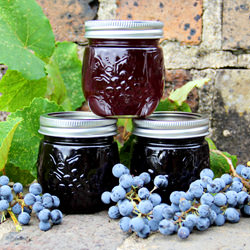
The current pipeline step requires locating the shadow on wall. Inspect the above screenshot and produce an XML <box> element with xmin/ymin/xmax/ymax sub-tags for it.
<box><xmin>212</xmin><ymin>91</ymin><xmax>250</xmax><ymax>164</ymax></box>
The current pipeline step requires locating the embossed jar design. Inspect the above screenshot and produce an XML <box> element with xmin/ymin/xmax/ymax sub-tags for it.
<box><xmin>82</xmin><ymin>20</ymin><xmax>165</xmax><ymax>117</ymax></box>
<box><xmin>37</xmin><ymin>112</ymin><xmax>119</xmax><ymax>214</ymax></box>
<box><xmin>130</xmin><ymin>112</ymin><xmax>210</xmax><ymax>202</ymax></box>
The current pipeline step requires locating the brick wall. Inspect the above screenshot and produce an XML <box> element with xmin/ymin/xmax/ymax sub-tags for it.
<box><xmin>3</xmin><ymin>0</ymin><xmax>250</xmax><ymax>162</ymax></box>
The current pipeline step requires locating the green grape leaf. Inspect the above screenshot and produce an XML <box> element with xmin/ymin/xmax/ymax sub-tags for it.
<box><xmin>7</xmin><ymin>97</ymin><xmax>64</xmax><ymax>177</ymax></box>
<box><xmin>46</xmin><ymin>42</ymin><xmax>84</xmax><ymax>110</ymax></box>
<box><xmin>169</xmin><ymin>78</ymin><xmax>210</xmax><ymax>105</ymax></box>
<box><xmin>0</xmin><ymin>70</ymin><xmax>47</xmax><ymax>112</ymax></box>
<box><xmin>210</xmin><ymin>150</ymin><xmax>237</xmax><ymax>178</ymax></box>
<box><xmin>0</xmin><ymin>0</ymin><xmax>55</xmax><ymax>79</ymax></box>
<box><xmin>206</xmin><ymin>138</ymin><xmax>217</xmax><ymax>150</ymax></box>
<box><xmin>156</xmin><ymin>98</ymin><xmax>191</xmax><ymax>112</ymax></box>
<box><xmin>117</xmin><ymin>119</ymin><xmax>133</xmax><ymax>133</ymax></box>
<box><xmin>4</xmin><ymin>163</ymin><xmax>35</xmax><ymax>186</ymax></box>
<box><xmin>119</xmin><ymin>135</ymin><xmax>135</xmax><ymax>168</ymax></box>
<box><xmin>0</xmin><ymin>118</ymin><xmax>22</xmax><ymax>171</ymax></box>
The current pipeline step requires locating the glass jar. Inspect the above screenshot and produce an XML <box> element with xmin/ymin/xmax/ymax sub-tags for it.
<box><xmin>130</xmin><ymin>111</ymin><xmax>210</xmax><ymax>202</ymax></box>
<box><xmin>37</xmin><ymin>112</ymin><xmax>119</xmax><ymax>214</ymax></box>
<box><xmin>82</xmin><ymin>20</ymin><xmax>165</xmax><ymax>117</ymax></box>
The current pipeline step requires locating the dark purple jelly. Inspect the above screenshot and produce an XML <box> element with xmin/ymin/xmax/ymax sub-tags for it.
<box><xmin>82</xmin><ymin>20</ymin><xmax>165</xmax><ymax>117</ymax></box>
<box><xmin>37</xmin><ymin>112</ymin><xmax>119</xmax><ymax>213</ymax></box>
<box><xmin>130</xmin><ymin>112</ymin><xmax>210</xmax><ymax>203</ymax></box>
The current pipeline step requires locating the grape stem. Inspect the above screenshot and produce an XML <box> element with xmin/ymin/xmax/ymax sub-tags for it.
<box><xmin>8</xmin><ymin>210</ymin><xmax>22</xmax><ymax>232</ymax></box>
<box><xmin>211</xmin><ymin>149</ymin><xmax>250</xmax><ymax>190</ymax></box>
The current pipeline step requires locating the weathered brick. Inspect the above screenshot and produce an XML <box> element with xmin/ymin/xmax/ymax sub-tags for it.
<box><xmin>36</xmin><ymin>0</ymin><xmax>98</xmax><ymax>43</ymax></box>
<box><xmin>115</xmin><ymin>0</ymin><xmax>202</xmax><ymax>45</ymax></box>
<box><xmin>223</xmin><ymin>0</ymin><xmax>250</xmax><ymax>50</ymax></box>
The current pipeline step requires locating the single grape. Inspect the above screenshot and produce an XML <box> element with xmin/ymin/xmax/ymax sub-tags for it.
<box><xmin>225</xmin><ymin>207</ymin><xmax>240</xmax><ymax>223</ymax></box>
<box><xmin>188</xmin><ymin>184</ymin><xmax>203</xmax><ymax>199</ymax></box>
<box><xmin>35</xmin><ymin>195</ymin><xmax>42</xmax><ymax>203</ymax></box>
<box><xmin>198</xmin><ymin>204</ymin><xmax>211</xmax><ymax>218</ymax></box>
<box><xmin>12</xmin><ymin>203</ymin><xmax>22</xmax><ymax>215</ymax></box>
<box><xmin>152</xmin><ymin>204</ymin><xmax>167</xmax><ymax>221</ymax></box>
<box><xmin>112</xmin><ymin>163</ymin><xmax>129</xmax><ymax>178</ymax></box>
<box><xmin>39</xmin><ymin>221</ymin><xmax>51</xmax><ymax>231</ymax></box>
<box><xmin>139</xmin><ymin>172</ymin><xmax>151</xmax><ymax>184</ymax></box>
<box><xmin>29</xmin><ymin>183</ymin><xmax>42</xmax><ymax>195</ymax></box>
<box><xmin>237</xmin><ymin>191</ymin><xmax>249</xmax><ymax>205</ymax></box>
<box><xmin>169</xmin><ymin>191</ymin><xmax>186</xmax><ymax>205</ymax></box>
<box><xmin>148</xmin><ymin>218</ymin><xmax>159</xmax><ymax>232</ymax></box>
<box><xmin>183</xmin><ymin>214</ymin><xmax>198</xmax><ymax>231</ymax></box>
<box><xmin>209</xmin><ymin>210</ymin><xmax>217</xmax><ymax>224</ymax></box>
<box><xmin>18</xmin><ymin>212</ymin><xmax>30</xmax><ymax>225</ymax></box>
<box><xmin>101</xmin><ymin>191</ymin><xmax>111</xmax><ymax>204</ymax></box>
<box><xmin>200</xmin><ymin>176</ymin><xmax>212</xmax><ymax>188</ymax></box>
<box><xmin>108</xmin><ymin>206</ymin><xmax>120</xmax><ymax>219</ymax></box>
<box><xmin>52</xmin><ymin>195</ymin><xmax>60</xmax><ymax>207</ymax></box>
<box><xmin>119</xmin><ymin>216</ymin><xmax>131</xmax><ymax>232</ymax></box>
<box><xmin>111</xmin><ymin>186</ymin><xmax>126</xmax><ymax>202</ymax></box>
<box><xmin>196</xmin><ymin>217</ymin><xmax>210</xmax><ymax>231</ymax></box>
<box><xmin>138</xmin><ymin>187</ymin><xmax>150</xmax><ymax>200</ymax></box>
<box><xmin>162</xmin><ymin>205</ymin><xmax>175</xmax><ymax>220</ymax></box>
<box><xmin>138</xmin><ymin>200</ymin><xmax>153</xmax><ymax>214</ymax></box>
<box><xmin>119</xmin><ymin>174</ymin><xmax>133</xmax><ymax>189</ymax></box>
<box><xmin>241</xmin><ymin>205</ymin><xmax>250</xmax><ymax>217</ymax></box>
<box><xmin>13</xmin><ymin>182</ymin><xmax>23</xmax><ymax>194</ymax></box>
<box><xmin>214</xmin><ymin>178</ymin><xmax>226</xmax><ymax>190</ymax></box>
<box><xmin>50</xmin><ymin>209</ymin><xmax>63</xmax><ymax>225</ymax></box>
<box><xmin>6</xmin><ymin>194</ymin><xmax>13</xmax><ymax>203</ymax></box>
<box><xmin>230</xmin><ymin>181</ymin><xmax>243</xmax><ymax>193</ymax></box>
<box><xmin>214</xmin><ymin>193</ymin><xmax>227</xmax><ymax>206</ymax></box>
<box><xmin>226</xmin><ymin>190</ymin><xmax>238</xmax><ymax>207</ymax></box>
<box><xmin>158</xmin><ymin>219</ymin><xmax>176</xmax><ymax>235</ymax></box>
<box><xmin>0</xmin><ymin>185</ymin><xmax>12</xmax><ymax>197</ymax></box>
<box><xmin>132</xmin><ymin>176</ymin><xmax>144</xmax><ymax>188</ymax></box>
<box><xmin>240</xmin><ymin>167</ymin><xmax>250</xmax><ymax>179</ymax></box>
<box><xmin>236</xmin><ymin>164</ymin><xmax>245</xmax><ymax>175</ymax></box>
<box><xmin>171</xmin><ymin>203</ymin><xmax>181</xmax><ymax>213</ymax></box>
<box><xmin>129</xmin><ymin>217</ymin><xmax>145</xmax><ymax>232</ymax></box>
<box><xmin>137</xmin><ymin>224</ymin><xmax>150</xmax><ymax>238</ymax></box>
<box><xmin>211</xmin><ymin>204</ymin><xmax>223</xmax><ymax>215</ymax></box>
<box><xmin>0</xmin><ymin>175</ymin><xmax>9</xmax><ymax>186</ymax></box>
<box><xmin>201</xmin><ymin>193</ymin><xmax>214</xmax><ymax>206</ymax></box>
<box><xmin>32</xmin><ymin>201</ymin><xmax>44</xmax><ymax>214</ymax></box>
<box><xmin>233</xmin><ymin>177</ymin><xmax>242</xmax><ymax>183</ymax></box>
<box><xmin>177</xmin><ymin>226</ymin><xmax>190</xmax><ymax>239</ymax></box>
<box><xmin>148</xmin><ymin>193</ymin><xmax>161</xmax><ymax>206</ymax></box>
<box><xmin>179</xmin><ymin>199</ymin><xmax>191</xmax><ymax>212</ymax></box>
<box><xmin>118</xmin><ymin>199</ymin><xmax>134</xmax><ymax>216</ymax></box>
<box><xmin>184</xmin><ymin>191</ymin><xmax>194</xmax><ymax>201</ymax></box>
<box><xmin>214</xmin><ymin>214</ymin><xmax>225</xmax><ymax>226</ymax></box>
<box><xmin>153</xmin><ymin>175</ymin><xmax>168</xmax><ymax>188</ymax></box>
<box><xmin>221</xmin><ymin>173</ymin><xmax>233</xmax><ymax>185</ymax></box>
<box><xmin>207</xmin><ymin>180</ymin><xmax>221</xmax><ymax>193</ymax></box>
<box><xmin>38</xmin><ymin>209</ymin><xmax>51</xmax><ymax>222</ymax></box>
<box><xmin>0</xmin><ymin>199</ymin><xmax>9</xmax><ymax>211</ymax></box>
<box><xmin>24</xmin><ymin>193</ymin><xmax>36</xmax><ymax>206</ymax></box>
<box><xmin>42</xmin><ymin>196</ymin><xmax>53</xmax><ymax>209</ymax></box>
<box><xmin>200</xmin><ymin>168</ymin><xmax>214</xmax><ymax>179</ymax></box>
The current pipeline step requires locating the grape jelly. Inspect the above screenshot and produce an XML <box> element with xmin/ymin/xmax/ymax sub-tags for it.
<box><xmin>82</xmin><ymin>20</ymin><xmax>165</xmax><ymax>117</ymax></box>
<box><xmin>37</xmin><ymin>112</ymin><xmax>119</xmax><ymax>214</ymax></box>
<box><xmin>130</xmin><ymin>111</ymin><xmax>210</xmax><ymax>202</ymax></box>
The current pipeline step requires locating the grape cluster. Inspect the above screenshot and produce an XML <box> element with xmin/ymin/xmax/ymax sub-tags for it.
<box><xmin>102</xmin><ymin>163</ymin><xmax>250</xmax><ymax>239</ymax></box>
<box><xmin>0</xmin><ymin>176</ymin><xmax>63</xmax><ymax>232</ymax></box>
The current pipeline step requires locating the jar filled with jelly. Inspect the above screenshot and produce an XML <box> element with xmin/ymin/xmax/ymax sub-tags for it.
<box><xmin>82</xmin><ymin>20</ymin><xmax>165</xmax><ymax>117</ymax></box>
<box><xmin>130</xmin><ymin>111</ymin><xmax>210</xmax><ymax>202</ymax></box>
<box><xmin>37</xmin><ymin>111</ymin><xmax>119</xmax><ymax>214</ymax></box>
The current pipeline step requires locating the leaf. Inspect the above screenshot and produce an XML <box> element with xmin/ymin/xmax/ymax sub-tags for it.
<box><xmin>169</xmin><ymin>78</ymin><xmax>210</xmax><ymax>105</ymax></box>
<box><xmin>119</xmin><ymin>135</ymin><xmax>135</xmax><ymax>168</ymax></box>
<box><xmin>0</xmin><ymin>70</ymin><xmax>47</xmax><ymax>112</ymax></box>
<box><xmin>0</xmin><ymin>0</ymin><xmax>55</xmax><ymax>79</ymax></box>
<box><xmin>7</xmin><ymin>97</ymin><xmax>64</xmax><ymax>177</ymax></box>
<box><xmin>46</xmin><ymin>42</ymin><xmax>84</xmax><ymax>110</ymax></box>
<box><xmin>0</xmin><ymin>118</ymin><xmax>22</xmax><ymax>171</ymax></box>
<box><xmin>4</xmin><ymin>163</ymin><xmax>35</xmax><ymax>186</ymax></box>
<box><xmin>156</xmin><ymin>98</ymin><xmax>191</xmax><ymax>112</ymax></box>
<box><xmin>206</xmin><ymin>138</ymin><xmax>217</xmax><ymax>150</ymax></box>
<box><xmin>117</xmin><ymin>119</ymin><xmax>133</xmax><ymax>133</ymax></box>
<box><xmin>210</xmin><ymin>150</ymin><xmax>237</xmax><ymax>178</ymax></box>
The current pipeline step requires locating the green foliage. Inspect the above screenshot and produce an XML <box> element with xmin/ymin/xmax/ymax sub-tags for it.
<box><xmin>0</xmin><ymin>0</ymin><xmax>55</xmax><ymax>79</ymax></box>
<box><xmin>156</xmin><ymin>98</ymin><xmax>191</xmax><ymax>112</ymax></box>
<box><xmin>7</xmin><ymin>98</ymin><xmax>63</xmax><ymax>177</ymax></box>
<box><xmin>0</xmin><ymin>118</ymin><xmax>22</xmax><ymax>171</ymax></box>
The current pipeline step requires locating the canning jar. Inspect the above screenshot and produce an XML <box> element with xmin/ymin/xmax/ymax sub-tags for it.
<box><xmin>37</xmin><ymin>112</ymin><xmax>119</xmax><ymax>214</ymax></box>
<box><xmin>130</xmin><ymin>111</ymin><xmax>210</xmax><ymax>202</ymax></box>
<box><xmin>82</xmin><ymin>20</ymin><xmax>165</xmax><ymax>117</ymax></box>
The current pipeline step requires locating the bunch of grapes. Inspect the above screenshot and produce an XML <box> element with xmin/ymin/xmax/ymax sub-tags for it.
<box><xmin>101</xmin><ymin>163</ymin><xmax>250</xmax><ymax>239</ymax></box>
<box><xmin>0</xmin><ymin>176</ymin><xmax>63</xmax><ymax>232</ymax></box>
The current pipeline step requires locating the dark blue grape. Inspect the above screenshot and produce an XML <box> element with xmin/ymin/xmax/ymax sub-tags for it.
<box><xmin>38</xmin><ymin>209</ymin><xmax>51</xmax><ymax>222</ymax></box>
<box><xmin>214</xmin><ymin>214</ymin><xmax>225</xmax><ymax>226</ymax></box>
<box><xmin>177</xmin><ymin>226</ymin><xmax>190</xmax><ymax>239</ymax></box>
<box><xmin>129</xmin><ymin>217</ymin><xmax>145</xmax><ymax>232</ymax></box>
<box><xmin>118</xmin><ymin>199</ymin><xmax>134</xmax><ymax>216</ymax></box>
<box><xmin>148</xmin><ymin>193</ymin><xmax>161</xmax><ymax>206</ymax></box>
<box><xmin>119</xmin><ymin>216</ymin><xmax>131</xmax><ymax>232</ymax></box>
<box><xmin>138</xmin><ymin>187</ymin><xmax>150</xmax><ymax>200</ymax></box>
<box><xmin>225</xmin><ymin>207</ymin><xmax>240</xmax><ymax>223</ymax></box>
<box><xmin>51</xmin><ymin>209</ymin><xmax>63</xmax><ymax>225</ymax></box>
<box><xmin>148</xmin><ymin>218</ymin><xmax>159</xmax><ymax>231</ymax></box>
<box><xmin>1</xmin><ymin>185</ymin><xmax>12</xmax><ymax>197</ymax></box>
<box><xmin>214</xmin><ymin>193</ymin><xmax>227</xmax><ymax>206</ymax></box>
<box><xmin>119</xmin><ymin>174</ymin><xmax>133</xmax><ymax>189</ymax></box>
<box><xmin>138</xmin><ymin>200</ymin><xmax>153</xmax><ymax>214</ymax></box>
<box><xmin>137</xmin><ymin>224</ymin><xmax>150</xmax><ymax>238</ymax></box>
<box><xmin>139</xmin><ymin>172</ymin><xmax>151</xmax><ymax>184</ymax></box>
<box><xmin>24</xmin><ymin>193</ymin><xmax>36</xmax><ymax>206</ymax></box>
<box><xmin>101</xmin><ymin>191</ymin><xmax>111</xmax><ymax>204</ymax></box>
<box><xmin>153</xmin><ymin>175</ymin><xmax>168</xmax><ymax>188</ymax></box>
<box><xmin>33</xmin><ymin>202</ymin><xmax>44</xmax><ymax>213</ymax></box>
<box><xmin>200</xmin><ymin>168</ymin><xmax>214</xmax><ymax>179</ymax></box>
<box><xmin>18</xmin><ymin>212</ymin><xmax>30</xmax><ymax>225</ymax></box>
<box><xmin>111</xmin><ymin>186</ymin><xmax>126</xmax><ymax>202</ymax></box>
<box><xmin>112</xmin><ymin>164</ymin><xmax>129</xmax><ymax>178</ymax></box>
<box><xmin>159</xmin><ymin>219</ymin><xmax>176</xmax><ymax>235</ymax></box>
<box><xmin>13</xmin><ymin>182</ymin><xmax>23</xmax><ymax>194</ymax></box>
<box><xmin>52</xmin><ymin>195</ymin><xmax>60</xmax><ymax>207</ymax></box>
<box><xmin>108</xmin><ymin>206</ymin><xmax>120</xmax><ymax>219</ymax></box>
<box><xmin>12</xmin><ymin>203</ymin><xmax>22</xmax><ymax>215</ymax></box>
<box><xmin>29</xmin><ymin>183</ymin><xmax>42</xmax><ymax>195</ymax></box>
<box><xmin>39</xmin><ymin>221</ymin><xmax>51</xmax><ymax>231</ymax></box>
<box><xmin>0</xmin><ymin>199</ymin><xmax>9</xmax><ymax>211</ymax></box>
<box><xmin>0</xmin><ymin>175</ymin><xmax>9</xmax><ymax>186</ymax></box>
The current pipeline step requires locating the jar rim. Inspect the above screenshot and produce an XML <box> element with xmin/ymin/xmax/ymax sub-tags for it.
<box><xmin>39</xmin><ymin>111</ymin><xmax>117</xmax><ymax>138</ymax></box>
<box><xmin>84</xmin><ymin>20</ymin><xmax>164</xmax><ymax>39</ymax></box>
<box><xmin>132</xmin><ymin>111</ymin><xmax>209</xmax><ymax>139</ymax></box>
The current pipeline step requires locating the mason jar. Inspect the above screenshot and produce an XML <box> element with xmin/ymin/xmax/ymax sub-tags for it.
<box><xmin>130</xmin><ymin>111</ymin><xmax>210</xmax><ymax>202</ymax></box>
<box><xmin>37</xmin><ymin>111</ymin><xmax>119</xmax><ymax>213</ymax></box>
<box><xmin>82</xmin><ymin>20</ymin><xmax>165</xmax><ymax>118</ymax></box>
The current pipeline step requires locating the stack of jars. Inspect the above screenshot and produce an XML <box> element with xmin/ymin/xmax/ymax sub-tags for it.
<box><xmin>37</xmin><ymin>21</ymin><xmax>210</xmax><ymax>214</ymax></box>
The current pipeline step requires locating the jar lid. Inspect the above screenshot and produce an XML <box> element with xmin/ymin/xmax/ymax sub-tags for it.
<box><xmin>132</xmin><ymin>111</ymin><xmax>209</xmax><ymax>139</ymax></box>
<box><xmin>39</xmin><ymin>111</ymin><xmax>117</xmax><ymax>138</ymax></box>
<box><xmin>84</xmin><ymin>20</ymin><xmax>163</xmax><ymax>39</ymax></box>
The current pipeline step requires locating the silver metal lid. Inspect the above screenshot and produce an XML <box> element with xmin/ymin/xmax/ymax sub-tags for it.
<box><xmin>132</xmin><ymin>111</ymin><xmax>209</xmax><ymax>139</ymax></box>
<box><xmin>39</xmin><ymin>111</ymin><xmax>117</xmax><ymax>138</ymax></box>
<box><xmin>85</xmin><ymin>20</ymin><xmax>163</xmax><ymax>39</ymax></box>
